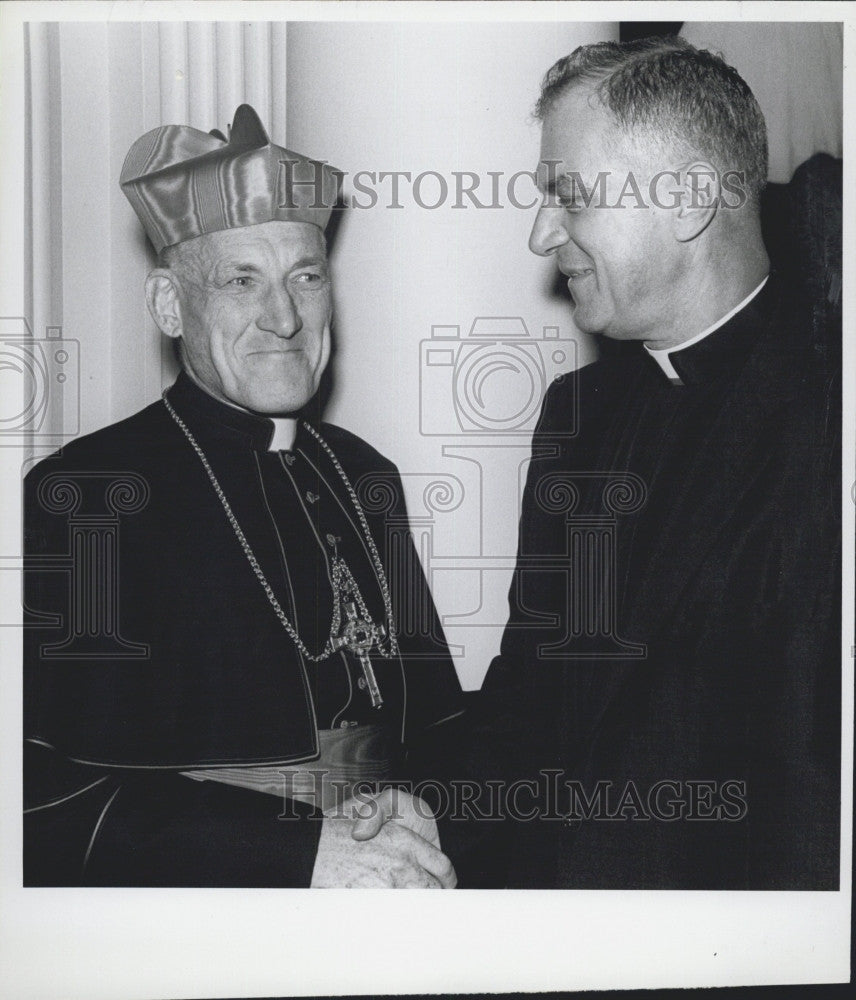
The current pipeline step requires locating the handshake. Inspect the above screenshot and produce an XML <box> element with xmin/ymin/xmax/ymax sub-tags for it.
<box><xmin>310</xmin><ymin>788</ymin><xmax>457</xmax><ymax>889</ymax></box>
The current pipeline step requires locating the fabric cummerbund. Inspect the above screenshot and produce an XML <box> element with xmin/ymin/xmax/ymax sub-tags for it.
<box><xmin>181</xmin><ymin>723</ymin><xmax>392</xmax><ymax>812</ymax></box>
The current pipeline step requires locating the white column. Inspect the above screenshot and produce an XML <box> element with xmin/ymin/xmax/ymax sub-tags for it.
<box><xmin>24</xmin><ymin>20</ymin><xmax>290</xmax><ymax>432</ymax></box>
<box><xmin>215</xmin><ymin>21</ymin><xmax>245</xmax><ymax>129</ymax></box>
<box><xmin>58</xmin><ymin>23</ymin><xmax>113</xmax><ymax>438</ymax></box>
<box><xmin>158</xmin><ymin>22</ymin><xmax>189</xmax><ymax>126</ymax></box>
<box><xmin>269</xmin><ymin>22</ymin><xmax>288</xmax><ymax>145</ymax></box>
<box><xmin>24</xmin><ymin>23</ymin><xmax>59</xmax><ymax>349</ymax></box>
<box><xmin>108</xmin><ymin>23</ymin><xmax>163</xmax><ymax>418</ymax></box>
<box><xmin>243</xmin><ymin>21</ymin><xmax>272</xmax><ymax>126</ymax></box>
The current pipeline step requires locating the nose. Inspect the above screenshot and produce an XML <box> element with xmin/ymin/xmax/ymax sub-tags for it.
<box><xmin>528</xmin><ymin>206</ymin><xmax>570</xmax><ymax>257</ymax></box>
<box><xmin>258</xmin><ymin>283</ymin><xmax>302</xmax><ymax>339</ymax></box>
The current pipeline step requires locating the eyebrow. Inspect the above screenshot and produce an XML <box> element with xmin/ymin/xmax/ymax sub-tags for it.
<box><xmin>213</xmin><ymin>255</ymin><xmax>328</xmax><ymax>275</ymax></box>
<box><xmin>290</xmin><ymin>256</ymin><xmax>328</xmax><ymax>270</ymax></box>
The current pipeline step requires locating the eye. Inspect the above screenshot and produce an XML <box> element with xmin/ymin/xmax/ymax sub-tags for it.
<box><xmin>228</xmin><ymin>276</ymin><xmax>253</xmax><ymax>288</ymax></box>
<box><xmin>293</xmin><ymin>270</ymin><xmax>327</xmax><ymax>287</ymax></box>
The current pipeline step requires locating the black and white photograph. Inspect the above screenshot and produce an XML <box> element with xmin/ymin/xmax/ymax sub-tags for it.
<box><xmin>0</xmin><ymin>1</ymin><xmax>852</xmax><ymax>996</ymax></box>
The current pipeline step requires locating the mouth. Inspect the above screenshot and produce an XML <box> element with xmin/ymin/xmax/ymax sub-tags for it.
<box><xmin>562</xmin><ymin>267</ymin><xmax>594</xmax><ymax>281</ymax></box>
<box><xmin>245</xmin><ymin>349</ymin><xmax>304</xmax><ymax>357</ymax></box>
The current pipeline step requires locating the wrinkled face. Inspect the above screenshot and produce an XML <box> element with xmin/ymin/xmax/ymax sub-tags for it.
<box><xmin>172</xmin><ymin>221</ymin><xmax>332</xmax><ymax>413</ymax></box>
<box><xmin>529</xmin><ymin>85</ymin><xmax>683</xmax><ymax>342</ymax></box>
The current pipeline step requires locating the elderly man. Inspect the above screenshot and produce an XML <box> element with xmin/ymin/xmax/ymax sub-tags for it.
<box><xmin>414</xmin><ymin>37</ymin><xmax>840</xmax><ymax>889</ymax></box>
<box><xmin>24</xmin><ymin>105</ymin><xmax>461</xmax><ymax>888</ymax></box>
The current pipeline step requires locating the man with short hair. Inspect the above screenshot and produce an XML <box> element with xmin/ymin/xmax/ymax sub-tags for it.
<box><xmin>431</xmin><ymin>38</ymin><xmax>840</xmax><ymax>888</ymax></box>
<box><xmin>24</xmin><ymin>105</ymin><xmax>462</xmax><ymax>888</ymax></box>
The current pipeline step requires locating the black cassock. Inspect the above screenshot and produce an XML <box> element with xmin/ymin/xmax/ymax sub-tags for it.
<box><xmin>446</xmin><ymin>275</ymin><xmax>841</xmax><ymax>889</ymax></box>
<box><xmin>24</xmin><ymin>373</ymin><xmax>462</xmax><ymax>886</ymax></box>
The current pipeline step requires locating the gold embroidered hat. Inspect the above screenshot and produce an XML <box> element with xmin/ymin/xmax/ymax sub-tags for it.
<box><xmin>120</xmin><ymin>104</ymin><xmax>341</xmax><ymax>253</ymax></box>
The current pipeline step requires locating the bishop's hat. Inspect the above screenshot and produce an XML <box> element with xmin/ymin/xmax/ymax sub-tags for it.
<box><xmin>120</xmin><ymin>104</ymin><xmax>341</xmax><ymax>253</ymax></box>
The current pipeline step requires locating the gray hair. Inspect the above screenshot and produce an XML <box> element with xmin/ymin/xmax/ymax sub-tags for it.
<box><xmin>535</xmin><ymin>37</ymin><xmax>768</xmax><ymax>207</ymax></box>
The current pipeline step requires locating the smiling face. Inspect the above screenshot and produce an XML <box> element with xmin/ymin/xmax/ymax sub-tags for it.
<box><xmin>529</xmin><ymin>85</ymin><xmax>686</xmax><ymax>342</ymax></box>
<box><xmin>161</xmin><ymin>221</ymin><xmax>332</xmax><ymax>414</ymax></box>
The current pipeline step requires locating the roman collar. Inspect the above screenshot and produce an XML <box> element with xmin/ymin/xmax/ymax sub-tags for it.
<box><xmin>644</xmin><ymin>274</ymin><xmax>772</xmax><ymax>386</ymax></box>
<box><xmin>165</xmin><ymin>372</ymin><xmax>300</xmax><ymax>452</ymax></box>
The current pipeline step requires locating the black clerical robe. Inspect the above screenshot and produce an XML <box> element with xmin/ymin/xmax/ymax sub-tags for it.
<box><xmin>24</xmin><ymin>373</ymin><xmax>462</xmax><ymax>886</ymax></box>
<box><xmin>447</xmin><ymin>275</ymin><xmax>840</xmax><ymax>889</ymax></box>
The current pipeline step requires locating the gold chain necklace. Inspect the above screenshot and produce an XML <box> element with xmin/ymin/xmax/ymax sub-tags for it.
<box><xmin>162</xmin><ymin>391</ymin><xmax>399</xmax><ymax>665</ymax></box>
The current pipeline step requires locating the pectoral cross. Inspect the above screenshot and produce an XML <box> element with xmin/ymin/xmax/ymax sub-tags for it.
<box><xmin>333</xmin><ymin>600</ymin><xmax>384</xmax><ymax>708</ymax></box>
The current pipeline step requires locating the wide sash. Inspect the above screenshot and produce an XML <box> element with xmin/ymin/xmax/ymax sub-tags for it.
<box><xmin>182</xmin><ymin>723</ymin><xmax>392</xmax><ymax>811</ymax></box>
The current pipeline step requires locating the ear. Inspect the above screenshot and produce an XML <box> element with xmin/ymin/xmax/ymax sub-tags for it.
<box><xmin>671</xmin><ymin>161</ymin><xmax>720</xmax><ymax>243</ymax></box>
<box><xmin>145</xmin><ymin>270</ymin><xmax>183</xmax><ymax>339</ymax></box>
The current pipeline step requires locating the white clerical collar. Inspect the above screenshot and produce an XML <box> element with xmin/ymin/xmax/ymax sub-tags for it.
<box><xmin>268</xmin><ymin>418</ymin><xmax>297</xmax><ymax>452</ymax></box>
<box><xmin>644</xmin><ymin>275</ymin><xmax>769</xmax><ymax>385</ymax></box>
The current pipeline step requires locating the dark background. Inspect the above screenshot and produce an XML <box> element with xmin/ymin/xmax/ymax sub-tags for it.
<box><xmin>620</xmin><ymin>21</ymin><xmax>683</xmax><ymax>42</ymax></box>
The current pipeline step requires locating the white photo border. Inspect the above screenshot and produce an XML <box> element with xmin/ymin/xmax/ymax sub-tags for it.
<box><xmin>0</xmin><ymin>3</ymin><xmax>852</xmax><ymax>997</ymax></box>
